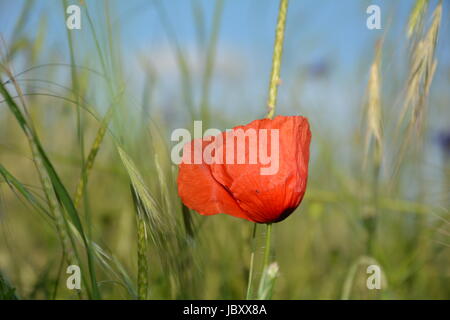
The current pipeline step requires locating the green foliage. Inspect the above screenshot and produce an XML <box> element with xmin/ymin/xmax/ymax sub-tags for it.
<box><xmin>0</xmin><ymin>0</ymin><xmax>448</xmax><ymax>300</ymax></box>
<box><xmin>0</xmin><ymin>272</ymin><xmax>18</xmax><ymax>300</ymax></box>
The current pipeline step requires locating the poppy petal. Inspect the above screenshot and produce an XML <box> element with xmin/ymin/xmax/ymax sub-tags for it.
<box><xmin>177</xmin><ymin>138</ymin><xmax>252</xmax><ymax>221</ymax></box>
<box><xmin>210</xmin><ymin>115</ymin><xmax>311</xmax><ymax>223</ymax></box>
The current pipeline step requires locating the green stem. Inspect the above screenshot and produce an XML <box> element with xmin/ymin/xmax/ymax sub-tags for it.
<box><xmin>266</xmin><ymin>0</ymin><xmax>289</xmax><ymax>119</ymax></box>
<box><xmin>137</xmin><ymin>216</ymin><xmax>148</xmax><ymax>300</ymax></box>
<box><xmin>263</xmin><ymin>223</ymin><xmax>273</xmax><ymax>270</ymax></box>
<box><xmin>254</xmin><ymin>0</ymin><xmax>289</xmax><ymax>298</ymax></box>
<box><xmin>246</xmin><ymin>223</ymin><xmax>258</xmax><ymax>299</ymax></box>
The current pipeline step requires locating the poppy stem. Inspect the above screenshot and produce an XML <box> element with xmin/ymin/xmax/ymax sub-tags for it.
<box><xmin>263</xmin><ymin>223</ymin><xmax>273</xmax><ymax>270</ymax></box>
<box><xmin>256</xmin><ymin>0</ymin><xmax>288</xmax><ymax>299</ymax></box>
<box><xmin>246</xmin><ymin>223</ymin><xmax>258</xmax><ymax>299</ymax></box>
<box><xmin>266</xmin><ymin>0</ymin><xmax>289</xmax><ymax>119</ymax></box>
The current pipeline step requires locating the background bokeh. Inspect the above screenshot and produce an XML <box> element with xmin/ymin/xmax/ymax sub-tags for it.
<box><xmin>0</xmin><ymin>0</ymin><xmax>449</xmax><ymax>299</ymax></box>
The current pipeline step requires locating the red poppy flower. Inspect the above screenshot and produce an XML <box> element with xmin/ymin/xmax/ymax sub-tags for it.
<box><xmin>177</xmin><ymin>115</ymin><xmax>311</xmax><ymax>223</ymax></box>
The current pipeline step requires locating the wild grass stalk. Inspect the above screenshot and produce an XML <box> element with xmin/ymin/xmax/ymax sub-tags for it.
<box><xmin>62</xmin><ymin>1</ymin><xmax>90</xmax><ymax>239</ymax></box>
<box><xmin>0</xmin><ymin>78</ymin><xmax>94</xmax><ymax>299</ymax></box>
<box><xmin>266</xmin><ymin>0</ymin><xmax>289</xmax><ymax>120</ymax></box>
<box><xmin>74</xmin><ymin>107</ymin><xmax>113</xmax><ymax>208</ymax></box>
<box><xmin>262</xmin><ymin>0</ymin><xmax>289</xmax><ymax>286</ymax></box>
<box><xmin>246</xmin><ymin>0</ymin><xmax>289</xmax><ymax>300</ymax></box>
<box><xmin>131</xmin><ymin>186</ymin><xmax>149</xmax><ymax>300</ymax></box>
<box><xmin>257</xmin><ymin>262</ymin><xmax>279</xmax><ymax>300</ymax></box>
<box><xmin>363</xmin><ymin>39</ymin><xmax>383</xmax><ymax>255</ymax></box>
<box><xmin>73</xmin><ymin>1</ymin><xmax>117</xmax><ymax>209</ymax></box>
<box><xmin>407</xmin><ymin>0</ymin><xmax>429</xmax><ymax>39</ymax></box>
<box><xmin>118</xmin><ymin>142</ymin><xmax>193</xmax><ymax>298</ymax></box>
<box><xmin>393</xmin><ymin>0</ymin><xmax>442</xmax><ymax>181</ymax></box>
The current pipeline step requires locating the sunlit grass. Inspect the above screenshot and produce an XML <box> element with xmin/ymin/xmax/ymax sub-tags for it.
<box><xmin>0</xmin><ymin>0</ymin><xmax>449</xmax><ymax>300</ymax></box>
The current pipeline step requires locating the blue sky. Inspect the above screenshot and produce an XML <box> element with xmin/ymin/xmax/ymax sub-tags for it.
<box><xmin>1</xmin><ymin>0</ymin><xmax>449</xmax><ymax>185</ymax></box>
<box><xmin>3</xmin><ymin>1</ymin><xmax>447</xmax><ymax>61</ymax></box>
<box><xmin>1</xmin><ymin>0</ymin><xmax>449</xmax><ymax>128</ymax></box>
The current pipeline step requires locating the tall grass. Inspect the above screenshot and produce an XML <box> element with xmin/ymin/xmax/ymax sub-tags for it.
<box><xmin>0</xmin><ymin>0</ymin><xmax>448</xmax><ymax>300</ymax></box>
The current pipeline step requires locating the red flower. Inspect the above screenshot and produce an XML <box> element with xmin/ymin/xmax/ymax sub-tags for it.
<box><xmin>177</xmin><ymin>115</ymin><xmax>311</xmax><ymax>223</ymax></box>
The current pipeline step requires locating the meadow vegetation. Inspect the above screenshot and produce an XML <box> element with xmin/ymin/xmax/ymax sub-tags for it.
<box><xmin>0</xmin><ymin>0</ymin><xmax>449</xmax><ymax>299</ymax></box>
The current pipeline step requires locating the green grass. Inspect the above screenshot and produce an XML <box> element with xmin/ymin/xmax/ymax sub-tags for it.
<box><xmin>0</xmin><ymin>0</ymin><xmax>449</xmax><ymax>300</ymax></box>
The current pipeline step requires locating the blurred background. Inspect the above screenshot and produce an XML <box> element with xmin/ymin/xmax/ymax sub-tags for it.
<box><xmin>0</xmin><ymin>0</ymin><xmax>449</xmax><ymax>299</ymax></box>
